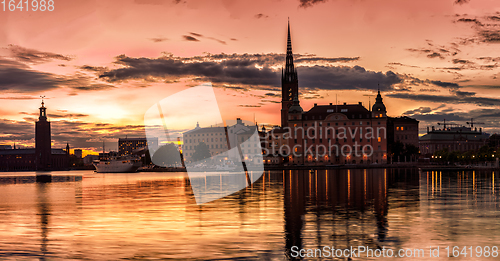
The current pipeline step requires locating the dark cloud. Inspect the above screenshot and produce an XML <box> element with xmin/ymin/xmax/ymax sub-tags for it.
<box><xmin>454</xmin><ymin>90</ymin><xmax>476</xmax><ymax>97</ymax></box>
<box><xmin>388</xmin><ymin>93</ymin><xmax>500</xmax><ymax>107</ymax></box>
<box><xmin>298</xmin><ymin>65</ymin><xmax>402</xmax><ymax>91</ymax></box>
<box><xmin>149</xmin><ymin>37</ymin><xmax>168</xmax><ymax>42</ymax></box>
<box><xmin>0</xmin><ymin>59</ymin><xmax>61</xmax><ymax>92</ymax></box>
<box><xmin>299</xmin><ymin>0</ymin><xmax>328</xmax><ymax>8</ymax></box>
<box><xmin>419</xmin><ymin>88</ymin><xmax>441</xmax><ymax>92</ymax></box>
<box><xmin>206</xmin><ymin>36</ymin><xmax>226</xmax><ymax>45</ymax></box>
<box><xmin>295</xmin><ymin>56</ymin><xmax>359</xmax><ymax>63</ymax></box>
<box><xmin>184</xmin><ymin>32</ymin><xmax>227</xmax><ymax>45</ymax></box>
<box><xmin>478</xmin><ymin>30</ymin><xmax>500</xmax><ymax>43</ymax></box>
<box><xmin>19</xmin><ymin>111</ymin><xmax>89</xmax><ymax>118</ymax></box>
<box><xmin>454</xmin><ymin>14</ymin><xmax>500</xmax><ymax>44</ymax></box>
<box><xmin>488</xmin><ymin>16</ymin><xmax>500</xmax><ymax>21</ymax></box>
<box><xmin>387</xmin><ymin>62</ymin><xmax>420</xmax><ymax>68</ymax></box>
<box><xmin>100</xmin><ymin>54</ymin><xmax>280</xmax><ymax>86</ymax></box>
<box><xmin>457</xmin><ymin>18</ymin><xmax>483</xmax><ymax>26</ymax></box>
<box><xmin>190</xmin><ymin>32</ymin><xmax>203</xmax><ymax>37</ymax></box>
<box><xmin>430</xmin><ymin>80</ymin><xmax>460</xmax><ymax>89</ymax></box>
<box><xmin>183</xmin><ymin>35</ymin><xmax>199</xmax><ymax>41</ymax></box>
<box><xmin>0</xmin><ymin>59</ymin><xmax>113</xmax><ymax>93</ymax></box>
<box><xmin>7</xmin><ymin>44</ymin><xmax>73</xmax><ymax>64</ymax></box>
<box><xmin>98</xmin><ymin>54</ymin><xmax>402</xmax><ymax>92</ymax></box>
<box><xmin>402</xmin><ymin>108</ymin><xmax>500</xmax><ymax>134</ymax></box>
<box><xmin>455</xmin><ymin>0</ymin><xmax>470</xmax><ymax>4</ymax></box>
<box><xmin>79</xmin><ymin>65</ymin><xmax>108</xmax><ymax>73</ymax></box>
<box><xmin>238</xmin><ymin>104</ymin><xmax>261</xmax><ymax>108</ymax></box>
<box><xmin>403</xmin><ymin>107</ymin><xmax>433</xmax><ymax>115</ymax></box>
<box><xmin>407</xmin><ymin>45</ymin><xmax>458</xmax><ymax>59</ymax></box>
<box><xmin>255</xmin><ymin>13</ymin><xmax>268</xmax><ymax>19</ymax></box>
<box><xmin>452</xmin><ymin>58</ymin><xmax>474</xmax><ymax>64</ymax></box>
<box><xmin>427</xmin><ymin>52</ymin><xmax>445</xmax><ymax>59</ymax></box>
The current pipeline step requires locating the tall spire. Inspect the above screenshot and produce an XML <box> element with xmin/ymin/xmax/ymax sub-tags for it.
<box><xmin>281</xmin><ymin>19</ymin><xmax>299</xmax><ymax>128</ymax></box>
<box><xmin>284</xmin><ymin>18</ymin><xmax>296</xmax><ymax>81</ymax></box>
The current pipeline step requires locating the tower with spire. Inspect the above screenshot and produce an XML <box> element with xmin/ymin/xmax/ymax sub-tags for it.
<box><xmin>371</xmin><ymin>88</ymin><xmax>387</xmax><ymax>118</ymax></box>
<box><xmin>281</xmin><ymin>19</ymin><xmax>299</xmax><ymax>127</ymax></box>
<box><xmin>35</xmin><ymin>96</ymin><xmax>51</xmax><ymax>170</ymax></box>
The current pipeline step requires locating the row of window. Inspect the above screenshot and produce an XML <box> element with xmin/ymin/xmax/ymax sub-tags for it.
<box><xmin>303</xmin><ymin>114</ymin><xmax>372</xmax><ymax>120</ymax></box>
<box><xmin>185</xmin><ymin>132</ymin><xmax>224</xmax><ymax>138</ymax></box>
<box><xmin>301</xmin><ymin>121</ymin><xmax>382</xmax><ymax>127</ymax></box>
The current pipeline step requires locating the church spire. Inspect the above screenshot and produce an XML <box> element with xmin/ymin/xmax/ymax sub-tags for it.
<box><xmin>284</xmin><ymin>18</ymin><xmax>296</xmax><ymax>82</ymax></box>
<box><xmin>281</xmin><ymin>19</ymin><xmax>299</xmax><ymax>128</ymax></box>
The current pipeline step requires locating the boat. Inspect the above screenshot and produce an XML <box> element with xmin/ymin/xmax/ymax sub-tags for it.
<box><xmin>93</xmin><ymin>155</ymin><xmax>142</xmax><ymax>173</ymax></box>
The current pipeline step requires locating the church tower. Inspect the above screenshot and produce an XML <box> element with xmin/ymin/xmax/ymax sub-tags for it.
<box><xmin>281</xmin><ymin>20</ymin><xmax>299</xmax><ymax>127</ymax></box>
<box><xmin>35</xmin><ymin>98</ymin><xmax>51</xmax><ymax>170</ymax></box>
<box><xmin>372</xmin><ymin>89</ymin><xmax>387</xmax><ymax>118</ymax></box>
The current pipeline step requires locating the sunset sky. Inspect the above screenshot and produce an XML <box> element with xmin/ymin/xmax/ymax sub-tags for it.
<box><xmin>0</xmin><ymin>0</ymin><xmax>499</xmax><ymax>154</ymax></box>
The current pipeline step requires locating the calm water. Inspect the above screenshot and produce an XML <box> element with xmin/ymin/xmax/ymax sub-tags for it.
<box><xmin>0</xmin><ymin>169</ymin><xmax>499</xmax><ymax>260</ymax></box>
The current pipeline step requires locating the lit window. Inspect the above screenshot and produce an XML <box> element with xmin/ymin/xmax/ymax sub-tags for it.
<box><xmin>378</xmin><ymin>137</ymin><xmax>381</xmax><ymax>142</ymax></box>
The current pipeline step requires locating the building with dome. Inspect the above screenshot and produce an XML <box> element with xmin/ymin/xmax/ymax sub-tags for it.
<box><xmin>262</xmin><ymin>21</ymin><xmax>394</xmax><ymax>165</ymax></box>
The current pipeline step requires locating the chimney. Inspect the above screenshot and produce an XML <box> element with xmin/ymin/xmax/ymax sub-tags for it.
<box><xmin>343</xmin><ymin>102</ymin><xmax>347</xmax><ymax>105</ymax></box>
<box><xmin>236</xmin><ymin>118</ymin><xmax>242</xmax><ymax>125</ymax></box>
<box><xmin>358</xmin><ymin>102</ymin><xmax>362</xmax><ymax>105</ymax></box>
<box><xmin>329</xmin><ymin>103</ymin><xmax>332</xmax><ymax>105</ymax></box>
<box><xmin>314</xmin><ymin>103</ymin><xmax>317</xmax><ymax>107</ymax></box>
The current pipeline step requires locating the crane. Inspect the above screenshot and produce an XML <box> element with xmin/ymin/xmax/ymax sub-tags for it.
<box><xmin>466</xmin><ymin>118</ymin><xmax>484</xmax><ymax>128</ymax></box>
<box><xmin>437</xmin><ymin>119</ymin><xmax>460</xmax><ymax>129</ymax></box>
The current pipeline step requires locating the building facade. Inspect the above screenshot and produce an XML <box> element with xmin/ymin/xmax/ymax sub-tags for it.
<box><xmin>419</xmin><ymin>126</ymin><xmax>489</xmax><ymax>155</ymax></box>
<box><xmin>262</xmin><ymin>22</ymin><xmax>389</xmax><ymax>165</ymax></box>
<box><xmin>118</xmin><ymin>137</ymin><xmax>157</xmax><ymax>156</ymax></box>
<box><xmin>182</xmin><ymin>119</ymin><xmax>259</xmax><ymax>164</ymax></box>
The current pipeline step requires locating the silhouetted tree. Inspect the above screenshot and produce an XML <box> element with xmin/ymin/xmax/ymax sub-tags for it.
<box><xmin>152</xmin><ymin>143</ymin><xmax>181</xmax><ymax>167</ymax></box>
<box><xmin>191</xmin><ymin>142</ymin><xmax>211</xmax><ymax>162</ymax></box>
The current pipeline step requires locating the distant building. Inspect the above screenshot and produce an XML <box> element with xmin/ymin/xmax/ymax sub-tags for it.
<box><xmin>118</xmin><ymin>137</ymin><xmax>157</xmax><ymax>156</ymax></box>
<box><xmin>0</xmin><ymin>145</ymin><xmax>12</xmax><ymax>150</ymax></box>
<box><xmin>35</xmin><ymin>100</ymin><xmax>51</xmax><ymax>170</ymax></box>
<box><xmin>83</xmin><ymin>154</ymin><xmax>99</xmax><ymax>165</ymax></box>
<box><xmin>419</xmin><ymin>126</ymin><xmax>489</xmax><ymax>155</ymax></box>
<box><xmin>182</xmin><ymin>119</ymin><xmax>259</xmax><ymax>164</ymax></box>
<box><xmin>387</xmin><ymin>117</ymin><xmax>419</xmax><ymax>148</ymax></box>
<box><xmin>74</xmin><ymin>149</ymin><xmax>83</xmax><ymax>159</ymax></box>
<box><xmin>0</xmin><ymin>100</ymin><xmax>69</xmax><ymax>171</ymax></box>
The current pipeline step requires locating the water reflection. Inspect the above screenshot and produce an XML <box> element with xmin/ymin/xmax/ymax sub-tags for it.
<box><xmin>37</xmin><ymin>183</ymin><xmax>50</xmax><ymax>260</ymax></box>
<box><xmin>0</xmin><ymin>169</ymin><xmax>498</xmax><ymax>260</ymax></box>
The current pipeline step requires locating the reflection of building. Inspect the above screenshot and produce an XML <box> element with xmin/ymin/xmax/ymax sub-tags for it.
<box><xmin>0</xmin><ymin>100</ymin><xmax>69</xmax><ymax>171</ymax></box>
<box><xmin>118</xmin><ymin>137</ymin><xmax>157</xmax><ymax>156</ymax></box>
<box><xmin>283</xmin><ymin>169</ymin><xmax>395</xmax><ymax>258</ymax></box>
<box><xmin>419</xmin><ymin>126</ymin><xmax>489</xmax><ymax>155</ymax></box>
